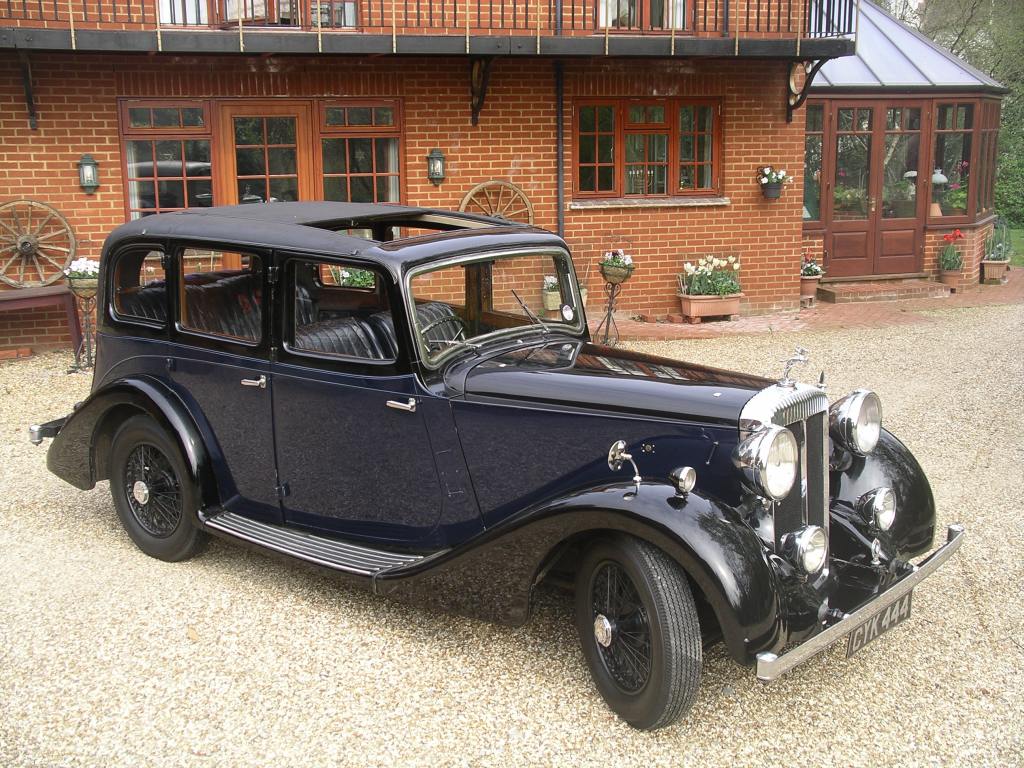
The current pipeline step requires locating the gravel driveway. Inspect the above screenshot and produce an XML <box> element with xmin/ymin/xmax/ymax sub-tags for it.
<box><xmin>2</xmin><ymin>303</ymin><xmax>1022</xmax><ymax>767</ymax></box>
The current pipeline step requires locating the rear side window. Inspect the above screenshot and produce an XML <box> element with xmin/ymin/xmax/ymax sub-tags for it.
<box><xmin>178</xmin><ymin>248</ymin><xmax>262</xmax><ymax>344</ymax></box>
<box><xmin>111</xmin><ymin>250</ymin><xmax>167</xmax><ymax>325</ymax></box>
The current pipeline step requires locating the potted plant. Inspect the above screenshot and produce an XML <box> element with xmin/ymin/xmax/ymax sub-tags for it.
<box><xmin>800</xmin><ymin>252</ymin><xmax>825</xmax><ymax>299</ymax></box>
<box><xmin>677</xmin><ymin>255</ymin><xmax>742</xmax><ymax>323</ymax></box>
<box><xmin>938</xmin><ymin>229</ymin><xmax>964</xmax><ymax>291</ymax></box>
<box><xmin>599</xmin><ymin>249</ymin><xmax>634</xmax><ymax>284</ymax></box>
<box><xmin>64</xmin><ymin>257</ymin><xmax>101</xmax><ymax>299</ymax></box>
<box><xmin>980</xmin><ymin>231</ymin><xmax>1010</xmax><ymax>284</ymax></box>
<box><xmin>542</xmin><ymin>274</ymin><xmax>561</xmax><ymax>311</ymax></box>
<box><xmin>757</xmin><ymin>166</ymin><xmax>790</xmax><ymax>199</ymax></box>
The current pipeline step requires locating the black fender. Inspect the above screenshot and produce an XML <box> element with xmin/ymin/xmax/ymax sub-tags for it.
<box><xmin>46</xmin><ymin>375</ymin><xmax>219</xmax><ymax>511</ymax></box>
<box><xmin>376</xmin><ymin>480</ymin><xmax>781</xmax><ymax>665</ymax></box>
<box><xmin>829</xmin><ymin>428</ymin><xmax>936</xmax><ymax>560</ymax></box>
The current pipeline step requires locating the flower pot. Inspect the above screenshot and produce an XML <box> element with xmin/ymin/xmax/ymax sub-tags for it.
<box><xmin>980</xmin><ymin>259</ymin><xmax>1009</xmax><ymax>284</ymax></box>
<box><xmin>800</xmin><ymin>276</ymin><xmax>821</xmax><ymax>299</ymax></box>
<box><xmin>542</xmin><ymin>291</ymin><xmax>561</xmax><ymax>311</ymax></box>
<box><xmin>938</xmin><ymin>269</ymin><xmax>961</xmax><ymax>292</ymax></box>
<box><xmin>761</xmin><ymin>182</ymin><xmax>782</xmax><ymax>200</ymax></box>
<box><xmin>67</xmin><ymin>275</ymin><xmax>99</xmax><ymax>300</ymax></box>
<box><xmin>678</xmin><ymin>292</ymin><xmax>743</xmax><ymax>324</ymax></box>
<box><xmin>600</xmin><ymin>264</ymin><xmax>634</xmax><ymax>285</ymax></box>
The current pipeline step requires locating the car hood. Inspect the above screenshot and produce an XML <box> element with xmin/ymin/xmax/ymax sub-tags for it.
<box><xmin>458</xmin><ymin>339</ymin><xmax>772</xmax><ymax>427</ymax></box>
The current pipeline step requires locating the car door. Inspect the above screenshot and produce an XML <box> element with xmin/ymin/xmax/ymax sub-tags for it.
<box><xmin>270</xmin><ymin>254</ymin><xmax>471</xmax><ymax>550</ymax></box>
<box><xmin>167</xmin><ymin>243</ymin><xmax>282</xmax><ymax>522</ymax></box>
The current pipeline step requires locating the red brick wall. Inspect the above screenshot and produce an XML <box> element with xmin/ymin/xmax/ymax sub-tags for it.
<box><xmin>0</xmin><ymin>51</ymin><xmax>803</xmax><ymax>347</ymax></box>
<box><xmin>0</xmin><ymin>305</ymin><xmax>73</xmax><ymax>351</ymax></box>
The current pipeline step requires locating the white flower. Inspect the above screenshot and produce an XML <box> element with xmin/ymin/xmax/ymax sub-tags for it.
<box><xmin>733</xmin><ymin>263</ymin><xmax>740</xmax><ymax>271</ymax></box>
<box><xmin>779</xmin><ymin>170</ymin><xmax>787</xmax><ymax>177</ymax></box>
<box><xmin>763</xmin><ymin>166</ymin><xmax>771</xmax><ymax>175</ymax></box>
<box><xmin>727</xmin><ymin>256</ymin><xmax>736</xmax><ymax>264</ymax></box>
<box><xmin>622</xmin><ymin>254</ymin><xmax>633</xmax><ymax>265</ymax></box>
<box><xmin>760</xmin><ymin>177</ymin><xmax>768</xmax><ymax>184</ymax></box>
<box><xmin>684</xmin><ymin>263</ymin><xmax>696</xmax><ymax>275</ymax></box>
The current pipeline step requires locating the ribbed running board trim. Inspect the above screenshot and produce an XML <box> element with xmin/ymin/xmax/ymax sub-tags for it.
<box><xmin>201</xmin><ymin>511</ymin><xmax>424</xmax><ymax>576</ymax></box>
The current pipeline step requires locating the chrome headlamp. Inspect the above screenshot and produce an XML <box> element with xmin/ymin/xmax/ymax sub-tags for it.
<box><xmin>858</xmin><ymin>487</ymin><xmax>896</xmax><ymax>531</ymax></box>
<box><xmin>782</xmin><ymin>525</ymin><xmax>828</xmax><ymax>574</ymax></box>
<box><xmin>829</xmin><ymin>389</ymin><xmax>882</xmax><ymax>455</ymax></box>
<box><xmin>734</xmin><ymin>425</ymin><xmax>799</xmax><ymax>501</ymax></box>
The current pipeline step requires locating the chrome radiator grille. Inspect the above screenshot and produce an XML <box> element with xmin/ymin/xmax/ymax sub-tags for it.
<box><xmin>739</xmin><ymin>384</ymin><xmax>830</xmax><ymax>552</ymax></box>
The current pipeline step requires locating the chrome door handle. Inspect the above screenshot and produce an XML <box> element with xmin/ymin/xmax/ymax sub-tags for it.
<box><xmin>241</xmin><ymin>375</ymin><xmax>267</xmax><ymax>389</ymax></box>
<box><xmin>386</xmin><ymin>398</ymin><xmax>417</xmax><ymax>413</ymax></box>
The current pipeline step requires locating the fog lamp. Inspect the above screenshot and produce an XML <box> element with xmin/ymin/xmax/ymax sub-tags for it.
<box><xmin>669</xmin><ymin>466</ymin><xmax>696</xmax><ymax>495</ymax></box>
<box><xmin>859</xmin><ymin>487</ymin><xmax>896</xmax><ymax>531</ymax></box>
<box><xmin>783</xmin><ymin>525</ymin><xmax>827</xmax><ymax>574</ymax></box>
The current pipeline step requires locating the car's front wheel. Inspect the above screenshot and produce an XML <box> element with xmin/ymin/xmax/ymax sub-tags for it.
<box><xmin>109</xmin><ymin>414</ymin><xmax>207</xmax><ymax>562</ymax></box>
<box><xmin>574</xmin><ymin>535</ymin><xmax>702</xmax><ymax>730</ymax></box>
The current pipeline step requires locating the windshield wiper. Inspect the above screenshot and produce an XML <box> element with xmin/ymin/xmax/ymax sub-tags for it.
<box><xmin>509</xmin><ymin>288</ymin><xmax>548</xmax><ymax>334</ymax></box>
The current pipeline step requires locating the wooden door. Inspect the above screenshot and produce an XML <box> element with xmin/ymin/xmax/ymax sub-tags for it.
<box><xmin>217</xmin><ymin>102</ymin><xmax>315</xmax><ymax>207</ymax></box>
<box><xmin>826</xmin><ymin>102</ymin><xmax>878</xmax><ymax>278</ymax></box>
<box><xmin>875</xmin><ymin>102</ymin><xmax>926</xmax><ymax>275</ymax></box>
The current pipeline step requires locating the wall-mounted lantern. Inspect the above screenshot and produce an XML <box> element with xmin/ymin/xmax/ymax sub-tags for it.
<box><xmin>78</xmin><ymin>154</ymin><xmax>99</xmax><ymax>194</ymax></box>
<box><xmin>426</xmin><ymin>149</ymin><xmax>446</xmax><ymax>186</ymax></box>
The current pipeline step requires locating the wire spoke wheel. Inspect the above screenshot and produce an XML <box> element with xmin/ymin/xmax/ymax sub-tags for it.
<box><xmin>591</xmin><ymin>561</ymin><xmax>652</xmax><ymax>693</ymax></box>
<box><xmin>459</xmin><ymin>180</ymin><xmax>535</xmax><ymax>224</ymax></box>
<box><xmin>0</xmin><ymin>199</ymin><xmax>77</xmax><ymax>288</ymax></box>
<box><xmin>123</xmin><ymin>443</ymin><xmax>183</xmax><ymax>539</ymax></box>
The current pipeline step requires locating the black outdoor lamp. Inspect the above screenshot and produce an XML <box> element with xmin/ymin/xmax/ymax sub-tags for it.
<box><xmin>78</xmin><ymin>154</ymin><xmax>99</xmax><ymax>194</ymax></box>
<box><xmin>426</xmin><ymin>149</ymin><xmax>446</xmax><ymax>185</ymax></box>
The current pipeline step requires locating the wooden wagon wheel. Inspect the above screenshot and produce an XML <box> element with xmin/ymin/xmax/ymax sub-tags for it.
<box><xmin>0</xmin><ymin>200</ymin><xmax>77</xmax><ymax>288</ymax></box>
<box><xmin>459</xmin><ymin>180</ymin><xmax>535</xmax><ymax>224</ymax></box>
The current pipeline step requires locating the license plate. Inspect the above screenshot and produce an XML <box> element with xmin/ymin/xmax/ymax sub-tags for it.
<box><xmin>845</xmin><ymin>591</ymin><xmax>913</xmax><ymax>659</ymax></box>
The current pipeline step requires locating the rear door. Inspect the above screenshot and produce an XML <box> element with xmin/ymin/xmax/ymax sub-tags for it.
<box><xmin>167</xmin><ymin>243</ymin><xmax>281</xmax><ymax>522</ymax></box>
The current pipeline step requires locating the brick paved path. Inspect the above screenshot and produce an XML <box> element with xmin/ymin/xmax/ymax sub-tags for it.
<box><xmin>591</xmin><ymin>270</ymin><xmax>1024</xmax><ymax>341</ymax></box>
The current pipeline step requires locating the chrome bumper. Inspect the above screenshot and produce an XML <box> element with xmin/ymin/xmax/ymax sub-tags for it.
<box><xmin>28</xmin><ymin>417</ymin><xmax>66</xmax><ymax>446</ymax></box>
<box><xmin>756</xmin><ymin>523</ymin><xmax>965</xmax><ymax>682</ymax></box>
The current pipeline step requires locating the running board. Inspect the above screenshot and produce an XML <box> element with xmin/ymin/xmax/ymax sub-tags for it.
<box><xmin>201</xmin><ymin>511</ymin><xmax>424</xmax><ymax>576</ymax></box>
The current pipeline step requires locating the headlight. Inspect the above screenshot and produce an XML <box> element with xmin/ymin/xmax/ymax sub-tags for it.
<box><xmin>858</xmin><ymin>487</ymin><xmax>896</xmax><ymax>531</ymax></box>
<box><xmin>829</xmin><ymin>389</ymin><xmax>882</xmax><ymax>455</ymax></box>
<box><xmin>734</xmin><ymin>425</ymin><xmax>799</xmax><ymax>500</ymax></box>
<box><xmin>783</xmin><ymin>525</ymin><xmax>828</xmax><ymax>574</ymax></box>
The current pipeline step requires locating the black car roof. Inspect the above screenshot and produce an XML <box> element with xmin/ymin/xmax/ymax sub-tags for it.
<box><xmin>102</xmin><ymin>202</ymin><xmax>568</xmax><ymax>275</ymax></box>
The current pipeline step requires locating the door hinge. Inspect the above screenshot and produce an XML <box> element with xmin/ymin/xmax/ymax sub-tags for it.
<box><xmin>268</xmin><ymin>265</ymin><xmax>280</xmax><ymax>285</ymax></box>
<box><xmin>276</xmin><ymin>481</ymin><xmax>290</xmax><ymax>499</ymax></box>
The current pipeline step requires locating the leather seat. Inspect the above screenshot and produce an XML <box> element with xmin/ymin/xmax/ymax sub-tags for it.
<box><xmin>294</xmin><ymin>317</ymin><xmax>391</xmax><ymax>359</ymax></box>
<box><xmin>183</xmin><ymin>272</ymin><xmax>262</xmax><ymax>340</ymax></box>
<box><xmin>368</xmin><ymin>302</ymin><xmax>461</xmax><ymax>358</ymax></box>
<box><xmin>116</xmin><ymin>283</ymin><xmax>168</xmax><ymax>322</ymax></box>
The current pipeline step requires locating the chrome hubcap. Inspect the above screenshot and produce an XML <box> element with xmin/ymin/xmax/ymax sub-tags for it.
<box><xmin>132</xmin><ymin>480</ymin><xmax>150</xmax><ymax>505</ymax></box>
<box><xmin>593</xmin><ymin>614</ymin><xmax>613</xmax><ymax>647</ymax></box>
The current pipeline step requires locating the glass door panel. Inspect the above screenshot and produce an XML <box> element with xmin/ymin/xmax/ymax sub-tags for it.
<box><xmin>881</xmin><ymin>107</ymin><xmax>921</xmax><ymax>219</ymax></box>
<box><xmin>833</xmin><ymin>107</ymin><xmax>873</xmax><ymax>221</ymax></box>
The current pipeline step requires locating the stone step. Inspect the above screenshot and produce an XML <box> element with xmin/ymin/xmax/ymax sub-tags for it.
<box><xmin>817</xmin><ymin>279</ymin><xmax>952</xmax><ymax>304</ymax></box>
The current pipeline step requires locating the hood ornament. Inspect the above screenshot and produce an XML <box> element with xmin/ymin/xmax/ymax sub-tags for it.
<box><xmin>779</xmin><ymin>346</ymin><xmax>809</xmax><ymax>388</ymax></box>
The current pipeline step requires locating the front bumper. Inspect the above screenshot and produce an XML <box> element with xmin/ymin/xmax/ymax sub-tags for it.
<box><xmin>756</xmin><ymin>523</ymin><xmax>965</xmax><ymax>682</ymax></box>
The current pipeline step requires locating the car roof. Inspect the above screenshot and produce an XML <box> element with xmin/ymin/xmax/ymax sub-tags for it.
<box><xmin>102</xmin><ymin>202</ymin><xmax>568</xmax><ymax>276</ymax></box>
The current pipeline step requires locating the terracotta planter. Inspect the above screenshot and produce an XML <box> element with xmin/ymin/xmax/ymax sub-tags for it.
<box><xmin>600</xmin><ymin>264</ymin><xmax>634</xmax><ymax>285</ymax></box>
<box><xmin>761</xmin><ymin>182</ymin><xmax>782</xmax><ymax>199</ymax></box>
<box><xmin>980</xmin><ymin>259</ymin><xmax>1009</xmax><ymax>284</ymax></box>
<box><xmin>800</xmin><ymin>276</ymin><xmax>821</xmax><ymax>299</ymax></box>
<box><xmin>542</xmin><ymin>291</ymin><xmax>561</xmax><ymax>311</ymax></box>
<box><xmin>678</xmin><ymin>292</ymin><xmax>743</xmax><ymax>324</ymax></box>
<box><xmin>938</xmin><ymin>269</ymin><xmax>961</xmax><ymax>292</ymax></box>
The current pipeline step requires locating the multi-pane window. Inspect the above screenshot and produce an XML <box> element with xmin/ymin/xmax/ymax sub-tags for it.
<box><xmin>803</xmin><ymin>104</ymin><xmax>824</xmax><ymax>221</ymax></box>
<box><xmin>932</xmin><ymin>102</ymin><xmax>973</xmax><ymax>217</ymax></box>
<box><xmin>598</xmin><ymin>0</ymin><xmax>687</xmax><ymax>30</ymax></box>
<box><xmin>320</xmin><ymin>101</ymin><xmax>401</xmax><ymax>204</ymax></box>
<box><xmin>121</xmin><ymin>101</ymin><xmax>213</xmax><ymax>220</ymax></box>
<box><xmin>314</xmin><ymin>0</ymin><xmax>358</xmax><ymax>28</ymax></box>
<box><xmin>233</xmin><ymin>116</ymin><xmax>300</xmax><ymax>203</ymax></box>
<box><xmin>158</xmin><ymin>0</ymin><xmax>208</xmax><ymax>25</ymax></box>
<box><xmin>575</xmin><ymin>98</ymin><xmax>721</xmax><ymax>198</ymax></box>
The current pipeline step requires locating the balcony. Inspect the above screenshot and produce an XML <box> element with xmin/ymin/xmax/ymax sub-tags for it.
<box><xmin>0</xmin><ymin>0</ymin><xmax>856</xmax><ymax>57</ymax></box>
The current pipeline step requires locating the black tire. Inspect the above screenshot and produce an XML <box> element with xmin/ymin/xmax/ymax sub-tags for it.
<box><xmin>574</xmin><ymin>535</ymin><xmax>702</xmax><ymax>730</ymax></box>
<box><xmin>109</xmin><ymin>414</ymin><xmax>207</xmax><ymax>562</ymax></box>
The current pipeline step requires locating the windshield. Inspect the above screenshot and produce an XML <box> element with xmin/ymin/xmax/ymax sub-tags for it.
<box><xmin>408</xmin><ymin>249</ymin><xmax>584</xmax><ymax>366</ymax></box>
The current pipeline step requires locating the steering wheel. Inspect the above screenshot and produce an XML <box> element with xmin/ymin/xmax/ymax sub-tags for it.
<box><xmin>419</xmin><ymin>314</ymin><xmax>467</xmax><ymax>343</ymax></box>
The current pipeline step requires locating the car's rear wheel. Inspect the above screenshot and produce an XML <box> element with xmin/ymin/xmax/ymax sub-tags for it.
<box><xmin>109</xmin><ymin>414</ymin><xmax>206</xmax><ymax>562</ymax></box>
<box><xmin>574</xmin><ymin>535</ymin><xmax>702</xmax><ymax>730</ymax></box>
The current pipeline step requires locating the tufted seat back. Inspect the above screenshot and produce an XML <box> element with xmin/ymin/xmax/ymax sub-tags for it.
<box><xmin>367</xmin><ymin>302</ymin><xmax>459</xmax><ymax>359</ymax></box>
<box><xmin>183</xmin><ymin>272</ymin><xmax>262</xmax><ymax>341</ymax></box>
<box><xmin>294</xmin><ymin>317</ymin><xmax>391</xmax><ymax>359</ymax></box>
<box><xmin>116</xmin><ymin>282</ymin><xmax>169</xmax><ymax>322</ymax></box>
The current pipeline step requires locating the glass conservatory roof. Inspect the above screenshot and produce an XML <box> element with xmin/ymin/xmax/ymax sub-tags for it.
<box><xmin>813</xmin><ymin>0</ymin><xmax>1005</xmax><ymax>93</ymax></box>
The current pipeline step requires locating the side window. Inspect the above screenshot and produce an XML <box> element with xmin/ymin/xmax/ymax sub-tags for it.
<box><xmin>112</xmin><ymin>249</ymin><xmax>168</xmax><ymax>325</ymax></box>
<box><xmin>178</xmin><ymin>248</ymin><xmax>263</xmax><ymax>344</ymax></box>
<box><xmin>288</xmin><ymin>259</ymin><xmax>395</xmax><ymax>362</ymax></box>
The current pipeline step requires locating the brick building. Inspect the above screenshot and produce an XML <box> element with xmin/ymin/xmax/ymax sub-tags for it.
<box><xmin>0</xmin><ymin>0</ymin><xmax>946</xmax><ymax>352</ymax></box>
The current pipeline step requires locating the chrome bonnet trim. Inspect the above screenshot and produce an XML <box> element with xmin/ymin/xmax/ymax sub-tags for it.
<box><xmin>739</xmin><ymin>382</ymin><xmax>830</xmax><ymax>436</ymax></box>
<box><xmin>755</xmin><ymin>524</ymin><xmax>966</xmax><ymax>682</ymax></box>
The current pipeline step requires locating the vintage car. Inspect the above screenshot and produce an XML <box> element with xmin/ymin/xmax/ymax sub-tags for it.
<box><xmin>31</xmin><ymin>202</ymin><xmax>964</xmax><ymax>730</ymax></box>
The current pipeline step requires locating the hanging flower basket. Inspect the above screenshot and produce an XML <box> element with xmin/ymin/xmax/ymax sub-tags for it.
<box><xmin>761</xmin><ymin>182</ymin><xmax>783</xmax><ymax>199</ymax></box>
<box><xmin>757</xmin><ymin>166</ymin><xmax>790</xmax><ymax>200</ymax></box>
<box><xmin>599</xmin><ymin>250</ymin><xmax>635</xmax><ymax>285</ymax></box>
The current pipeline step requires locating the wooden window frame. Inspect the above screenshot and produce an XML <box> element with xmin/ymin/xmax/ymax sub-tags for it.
<box><xmin>119</xmin><ymin>99</ymin><xmax>215</xmax><ymax>222</ymax></box>
<box><xmin>928</xmin><ymin>100</ymin><xmax>978</xmax><ymax>225</ymax></box>
<box><xmin>316</xmin><ymin>99</ymin><xmax>404</xmax><ymax>205</ymax></box>
<box><xmin>803</xmin><ymin>103</ymin><xmax>825</xmax><ymax>225</ymax></box>
<box><xmin>573</xmin><ymin>96</ymin><xmax>723</xmax><ymax>200</ymax></box>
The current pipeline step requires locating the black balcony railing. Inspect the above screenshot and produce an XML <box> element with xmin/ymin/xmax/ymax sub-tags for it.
<box><xmin>0</xmin><ymin>0</ymin><xmax>857</xmax><ymax>39</ymax></box>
